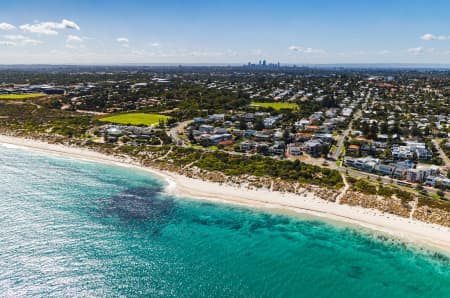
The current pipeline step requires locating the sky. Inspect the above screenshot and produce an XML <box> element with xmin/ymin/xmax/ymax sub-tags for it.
<box><xmin>1</xmin><ymin>0</ymin><xmax>450</xmax><ymax>65</ymax></box>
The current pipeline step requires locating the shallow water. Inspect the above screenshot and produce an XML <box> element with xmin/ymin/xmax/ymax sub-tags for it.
<box><xmin>1</xmin><ymin>144</ymin><xmax>450</xmax><ymax>297</ymax></box>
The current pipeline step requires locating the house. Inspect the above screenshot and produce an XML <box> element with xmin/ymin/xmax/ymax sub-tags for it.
<box><xmin>392</xmin><ymin>142</ymin><xmax>432</xmax><ymax>160</ymax></box>
<box><xmin>295</xmin><ymin>119</ymin><xmax>310</xmax><ymax>129</ymax></box>
<box><xmin>344</xmin><ymin>156</ymin><xmax>380</xmax><ymax>172</ymax></box>
<box><xmin>314</xmin><ymin>133</ymin><xmax>333</xmax><ymax>143</ymax></box>
<box><xmin>208</xmin><ymin>114</ymin><xmax>225</xmax><ymax>122</ymax></box>
<box><xmin>304</xmin><ymin>139</ymin><xmax>323</xmax><ymax>157</ymax></box>
<box><xmin>416</xmin><ymin>147</ymin><xmax>433</xmax><ymax>160</ymax></box>
<box><xmin>347</xmin><ymin>144</ymin><xmax>361</xmax><ymax>156</ymax></box>
<box><xmin>405</xmin><ymin>169</ymin><xmax>423</xmax><ymax>183</ymax></box>
<box><xmin>242</xmin><ymin>113</ymin><xmax>254</xmax><ymax>121</ymax></box>
<box><xmin>305</xmin><ymin>125</ymin><xmax>320</xmax><ymax>132</ymax></box>
<box><xmin>215</xmin><ymin>128</ymin><xmax>228</xmax><ymax>135</ymax></box>
<box><xmin>256</xmin><ymin>143</ymin><xmax>269</xmax><ymax>154</ymax></box>
<box><xmin>425</xmin><ymin>177</ymin><xmax>450</xmax><ymax>187</ymax></box>
<box><xmin>374</xmin><ymin>164</ymin><xmax>395</xmax><ymax>176</ymax></box>
<box><xmin>208</xmin><ymin>134</ymin><xmax>232</xmax><ymax>145</ymax></box>
<box><xmin>342</xmin><ymin>108</ymin><xmax>353</xmax><ymax>117</ymax></box>
<box><xmin>240</xmin><ymin>141</ymin><xmax>255</xmax><ymax>151</ymax></box>
<box><xmin>106</xmin><ymin>126</ymin><xmax>123</xmax><ymax>137</ymax></box>
<box><xmin>193</xmin><ymin>117</ymin><xmax>206</xmax><ymax>124</ymax></box>
<box><xmin>232</xmin><ymin>129</ymin><xmax>244</xmax><ymax>137</ymax></box>
<box><xmin>295</xmin><ymin>133</ymin><xmax>313</xmax><ymax>142</ymax></box>
<box><xmin>218</xmin><ymin>139</ymin><xmax>235</xmax><ymax>146</ymax></box>
<box><xmin>254</xmin><ymin>132</ymin><xmax>272</xmax><ymax>141</ymax></box>
<box><xmin>405</xmin><ymin>165</ymin><xmax>439</xmax><ymax>183</ymax></box>
<box><xmin>244</xmin><ymin>130</ymin><xmax>257</xmax><ymax>137</ymax></box>
<box><xmin>393</xmin><ymin>166</ymin><xmax>407</xmax><ymax>179</ymax></box>
<box><xmin>263</xmin><ymin>116</ymin><xmax>281</xmax><ymax>128</ymax></box>
<box><xmin>287</xmin><ymin>144</ymin><xmax>302</xmax><ymax>156</ymax></box>
<box><xmin>377</xmin><ymin>134</ymin><xmax>389</xmax><ymax>141</ymax></box>
<box><xmin>270</xmin><ymin>141</ymin><xmax>286</xmax><ymax>155</ymax></box>
<box><xmin>199</xmin><ymin>124</ymin><xmax>215</xmax><ymax>134</ymax></box>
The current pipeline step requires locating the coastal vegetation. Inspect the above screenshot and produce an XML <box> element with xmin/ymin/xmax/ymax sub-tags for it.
<box><xmin>165</xmin><ymin>146</ymin><xmax>343</xmax><ymax>188</ymax></box>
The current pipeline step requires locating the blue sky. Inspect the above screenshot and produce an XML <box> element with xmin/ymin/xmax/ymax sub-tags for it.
<box><xmin>1</xmin><ymin>0</ymin><xmax>450</xmax><ymax>64</ymax></box>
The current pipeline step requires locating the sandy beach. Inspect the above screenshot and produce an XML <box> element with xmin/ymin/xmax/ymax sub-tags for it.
<box><xmin>1</xmin><ymin>134</ymin><xmax>450</xmax><ymax>253</ymax></box>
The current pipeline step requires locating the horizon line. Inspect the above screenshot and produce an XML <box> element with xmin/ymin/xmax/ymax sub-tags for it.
<box><xmin>1</xmin><ymin>62</ymin><xmax>450</xmax><ymax>68</ymax></box>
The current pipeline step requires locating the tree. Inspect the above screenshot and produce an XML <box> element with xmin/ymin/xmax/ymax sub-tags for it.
<box><xmin>254</xmin><ymin>118</ymin><xmax>265</xmax><ymax>130</ymax></box>
<box><xmin>283</xmin><ymin>129</ymin><xmax>291</xmax><ymax>143</ymax></box>
<box><xmin>380</xmin><ymin>121</ymin><xmax>389</xmax><ymax>134</ymax></box>
<box><xmin>239</xmin><ymin>120</ymin><xmax>248</xmax><ymax>130</ymax></box>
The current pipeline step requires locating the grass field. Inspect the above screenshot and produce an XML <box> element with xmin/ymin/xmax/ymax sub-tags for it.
<box><xmin>251</xmin><ymin>101</ymin><xmax>299</xmax><ymax>110</ymax></box>
<box><xmin>99</xmin><ymin>113</ymin><xmax>170</xmax><ymax>126</ymax></box>
<box><xmin>0</xmin><ymin>93</ymin><xmax>45</xmax><ymax>99</ymax></box>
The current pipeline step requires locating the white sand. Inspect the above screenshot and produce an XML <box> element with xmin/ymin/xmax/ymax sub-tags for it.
<box><xmin>1</xmin><ymin>134</ymin><xmax>450</xmax><ymax>253</ymax></box>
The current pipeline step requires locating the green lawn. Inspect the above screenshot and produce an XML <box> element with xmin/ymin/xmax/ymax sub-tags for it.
<box><xmin>251</xmin><ymin>101</ymin><xmax>299</xmax><ymax>110</ymax></box>
<box><xmin>99</xmin><ymin>113</ymin><xmax>170</xmax><ymax>126</ymax></box>
<box><xmin>0</xmin><ymin>93</ymin><xmax>45</xmax><ymax>99</ymax></box>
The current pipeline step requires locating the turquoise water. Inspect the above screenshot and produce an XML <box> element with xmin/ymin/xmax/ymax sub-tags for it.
<box><xmin>1</xmin><ymin>145</ymin><xmax>450</xmax><ymax>297</ymax></box>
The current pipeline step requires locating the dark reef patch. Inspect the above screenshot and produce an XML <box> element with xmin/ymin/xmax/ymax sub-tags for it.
<box><xmin>104</xmin><ymin>187</ymin><xmax>176</xmax><ymax>224</ymax></box>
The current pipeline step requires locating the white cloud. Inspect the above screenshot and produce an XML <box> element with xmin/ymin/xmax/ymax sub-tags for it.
<box><xmin>0</xmin><ymin>40</ymin><xmax>17</xmax><ymax>46</ymax></box>
<box><xmin>421</xmin><ymin>33</ymin><xmax>436</xmax><ymax>40</ymax></box>
<box><xmin>149</xmin><ymin>42</ymin><xmax>160</xmax><ymax>47</ymax></box>
<box><xmin>116</xmin><ymin>37</ymin><xmax>129</xmax><ymax>47</ymax></box>
<box><xmin>65</xmin><ymin>35</ymin><xmax>85</xmax><ymax>49</ymax></box>
<box><xmin>20</xmin><ymin>19</ymin><xmax>80</xmax><ymax>35</ymax></box>
<box><xmin>66</xmin><ymin>35</ymin><xmax>83</xmax><ymax>43</ymax></box>
<box><xmin>21</xmin><ymin>39</ymin><xmax>42</xmax><ymax>46</ymax></box>
<box><xmin>407</xmin><ymin>46</ymin><xmax>425</xmax><ymax>55</ymax></box>
<box><xmin>420</xmin><ymin>33</ymin><xmax>450</xmax><ymax>41</ymax></box>
<box><xmin>3</xmin><ymin>34</ymin><xmax>26</xmax><ymax>40</ymax></box>
<box><xmin>116</xmin><ymin>37</ymin><xmax>129</xmax><ymax>43</ymax></box>
<box><xmin>1</xmin><ymin>34</ymin><xmax>41</xmax><ymax>46</ymax></box>
<box><xmin>288</xmin><ymin>45</ymin><xmax>326</xmax><ymax>54</ymax></box>
<box><xmin>0</xmin><ymin>22</ymin><xmax>15</xmax><ymax>30</ymax></box>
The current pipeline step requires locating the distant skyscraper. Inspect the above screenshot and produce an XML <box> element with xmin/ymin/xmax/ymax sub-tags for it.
<box><xmin>262</xmin><ymin>60</ymin><xmax>267</xmax><ymax>66</ymax></box>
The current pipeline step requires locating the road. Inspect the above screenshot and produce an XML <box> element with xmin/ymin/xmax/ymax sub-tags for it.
<box><xmin>329</xmin><ymin>109</ymin><xmax>362</xmax><ymax>161</ymax></box>
<box><xmin>432</xmin><ymin>138</ymin><xmax>450</xmax><ymax>168</ymax></box>
<box><xmin>168</xmin><ymin>116</ymin><xmax>449</xmax><ymax>198</ymax></box>
<box><xmin>337</xmin><ymin>166</ymin><xmax>449</xmax><ymax>198</ymax></box>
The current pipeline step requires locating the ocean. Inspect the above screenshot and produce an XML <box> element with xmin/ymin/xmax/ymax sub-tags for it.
<box><xmin>1</xmin><ymin>144</ymin><xmax>450</xmax><ymax>297</ymax></box>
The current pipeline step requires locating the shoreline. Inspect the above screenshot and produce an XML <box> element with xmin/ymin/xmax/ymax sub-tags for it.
<box><xmin>1</xmin><ymin>134</ymin><xmax>450</xmax><ymax>254</ymax></box>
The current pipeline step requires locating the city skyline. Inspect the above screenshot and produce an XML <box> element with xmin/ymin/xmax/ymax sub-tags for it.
<box><xmin>1</xmin><ymin>0</ymin><xmax>450</xmax><ymax>64</ymax></box>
